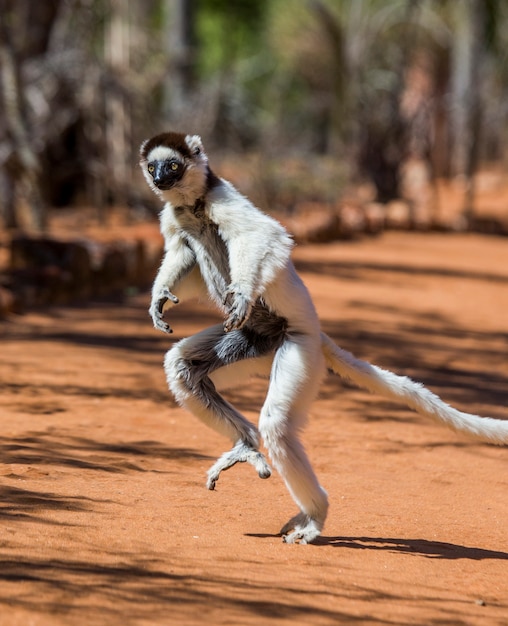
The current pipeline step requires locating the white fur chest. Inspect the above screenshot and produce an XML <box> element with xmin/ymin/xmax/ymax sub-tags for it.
<box><xmin>162</xmin><ymin>203</ymin><xmax>231</xmax><ymax>309</ymax></box>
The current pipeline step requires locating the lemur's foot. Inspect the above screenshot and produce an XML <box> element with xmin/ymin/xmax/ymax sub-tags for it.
<box><xmin>280</xmin><ymin>513</ymin><xmax>323</xmax><ymax>545</ymax></box>
<box><xmin>206</xmin><ymin>441</ymin><xmax>271</xmax><ymax>490</ymax></box>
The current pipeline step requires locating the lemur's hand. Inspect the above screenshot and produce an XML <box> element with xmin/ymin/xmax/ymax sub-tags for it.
<box><xmin>223</xmin><ymin>285</ymin><xmax>252</xmax><ymax>332</ymax></box>
<box><xmin>149</xmin><ymin>287</ymin><xmax>179</xmax><ymax>334</ymax></box>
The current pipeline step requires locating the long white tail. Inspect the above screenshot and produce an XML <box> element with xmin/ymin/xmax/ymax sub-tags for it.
<box><xmin>321</xmin><ymin>332</ymin><xmax>508</xmax><ymax>445</ymax></box>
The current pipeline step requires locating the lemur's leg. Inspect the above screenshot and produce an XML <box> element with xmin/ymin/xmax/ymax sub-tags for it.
<box><xmin>259</xmin><ymin>333</ymin><xmax>328</xmax><ymax>544</ymax></box>
<box><xmin>209</xmin><ymin>354</ymin><xmax>273</xmax><ymax>391</ymax></box>
<box><xmin>164</xmin><ymin>324</ymin><xmax>274</xmax><ymax>489</ymax></box>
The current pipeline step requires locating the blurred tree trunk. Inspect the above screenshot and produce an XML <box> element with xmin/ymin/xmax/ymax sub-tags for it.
<box><xmin>450</xmin><ymin>2</ymin><xmax>472</xmax><ymax>177</ymax></box>
<box><xmin>463</xmin><ymin>0</ymin><xmax>485</xmax><ymax>224</ymax></box>
<box><xmin>450</xmin><ymin>0</ymin><xmax>486</xmax><ymax>223</ymax></box>
<box><xmin>309</xmin><ymin>0</ymin><xmax>347</xmax><ymax>155</ymax></box>
<box><xmin>0</xmin><ymin>4</ymin><xmax>47</xmax><ymax>230</ymax></box>
<box><xmin>358</xmin><ymin>0</ymin><xmax>422</xmax><ymax>203</ymax></box>
<box><xmin>163</xmin><ymin>0</ymin><xmax>197</xmax><ymax>123</ymax></box>
<box><xmin>105</xmin><ymin>0</ymin><xmax>131</xmax><ymax>209</ymax></box>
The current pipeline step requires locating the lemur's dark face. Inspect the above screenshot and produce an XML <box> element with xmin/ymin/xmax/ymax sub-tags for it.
<box><xmin>147</xmin><ymin>157</ymin><xmax>185</xmax><ymax>190</ymax></box>
<box><xmin>140</xmin><ymin>132</ymin><xmax>207</xmax><ymax>198</ymax></box>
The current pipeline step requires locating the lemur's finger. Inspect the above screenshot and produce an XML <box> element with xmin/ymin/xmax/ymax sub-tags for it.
<box><xmin>223</xmin><ymin>318</ymin><xmax>233</xmax><ymax>332</ymax></box>
<box><xmin>153</xmin><ymin>314</ymin><xmax>173</xmax><ymax>334</ymax></box>
<box><xmin>223</xmin><ymin>316</ymin><xmax>236</xmax><ymax>333</ymax></box>
<box><xmin>160</xmin><ymin>321</ymin><xmax>173</xmax><ymax>334</ymax></box>
<box><xmin>166</xmin><ymin>291</ymin><xmax>179</xmax><ymax>304</ymax></box>
<box><xmin>224</xmin><ymin>314</ymin><xmax>247</xmax><ymax>333</ymax></box>
<box><xmin>222</xmin><ymin>291</ymin><xmax>234</xmax><ymax>307</ymax></box>
<box><xmin>157</xmin><ymin>297</ymin><xmax>168</xmax><ymax>315</ymax></box>
<box><xmin>157</xmin><ymin>290</ymin><xmax>179</xmax><ymax>315</ymax></box>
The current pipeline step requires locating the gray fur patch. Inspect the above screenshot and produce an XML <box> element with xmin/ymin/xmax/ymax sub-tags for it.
<box><xmin>170</xmin><ymin>347</ymin><xmax>260</xmax><ymax>447</ymax></box>
<box><xmin>167</xmin><ymin>308</ymin><xmax>287</xmax><ymax>446</ymax></box>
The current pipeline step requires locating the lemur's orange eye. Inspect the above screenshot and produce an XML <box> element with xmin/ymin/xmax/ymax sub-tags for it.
<box><xmin>148</xmin><ymin>164</ymin><xmax>155</xmax><ymax>174</ymax></box>
<box><xmin>171</xmin><ymin>162</ymin><xmax>179</xmax><ymax>171</ymax></box>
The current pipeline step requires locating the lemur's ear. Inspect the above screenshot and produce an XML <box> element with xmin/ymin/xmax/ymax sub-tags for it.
<box><xmin>185</xmin><ymin>134</ymin><xmax>204</xmax><ymax>156</ymax></box>
<box><xmin>139</xmin><ymin>138</ymin><xmax>150</xmax><ymax>158</ymax></box>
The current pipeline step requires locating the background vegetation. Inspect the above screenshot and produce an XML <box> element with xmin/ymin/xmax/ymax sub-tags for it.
<box><xmin>1</xmin><ymin>0</ymin><xmax>507</xmax><ymax>230</ymax></box>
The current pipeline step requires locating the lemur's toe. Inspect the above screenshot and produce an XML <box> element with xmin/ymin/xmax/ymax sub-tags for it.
<box><xmin>206</xmin><ymin>443</ymin><xmax>271</xmax><ymax>488</ymax></box>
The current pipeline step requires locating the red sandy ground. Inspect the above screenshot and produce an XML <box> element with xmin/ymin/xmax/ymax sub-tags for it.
<box><xmin>0</xmin><ymin>230</ymin><xmax>507</xmax><ymax>625</ymax></box>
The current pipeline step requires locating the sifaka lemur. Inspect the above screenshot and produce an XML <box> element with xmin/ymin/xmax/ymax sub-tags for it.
<box><xmin>140</xmin><ymin>131</ymin><xmax>508</xmax><ymax>544</ymax></box>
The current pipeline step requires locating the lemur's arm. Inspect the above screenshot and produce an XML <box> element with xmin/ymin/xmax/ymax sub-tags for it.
<box><xmin>211</xmin><ymin>182</ymin><xmax>294</xmax><ymax>331</ymax></box>
<box><xmin>149</xmin><ymin>230</ymin><xmax>197</xmax><ymax>333</ymax></box>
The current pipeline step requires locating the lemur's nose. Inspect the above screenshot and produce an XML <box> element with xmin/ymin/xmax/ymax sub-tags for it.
<box><xmin>151</xmin><ymin>161</ymin><xmax>183</xmax><ymax>189</ymax></box>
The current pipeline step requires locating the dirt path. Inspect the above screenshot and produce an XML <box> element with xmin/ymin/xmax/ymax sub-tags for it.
<box><xmin>1</xmin><ymin>231</ymin><xmax>507</xmax><ymax>626</ymax></box>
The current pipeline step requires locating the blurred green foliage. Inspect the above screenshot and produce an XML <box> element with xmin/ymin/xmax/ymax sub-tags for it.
<box><xmin>1</xmin><ymin>0</ymin><xmax>508</xmax><ymax>227</ymax></box>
